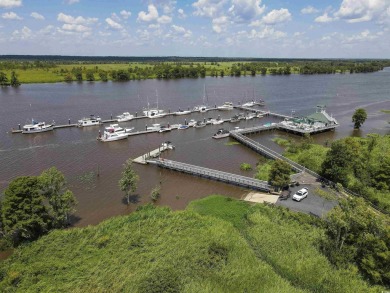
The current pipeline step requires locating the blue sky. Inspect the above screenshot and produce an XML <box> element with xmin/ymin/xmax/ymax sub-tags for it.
<box><xmin>0</xmin><ymin>0</ymin><xmax>389</xmax><ymax>58</ymax></box>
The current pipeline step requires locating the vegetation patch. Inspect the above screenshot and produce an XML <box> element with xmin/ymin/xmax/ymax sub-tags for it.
<box><xmin>240</xmin><ymin>163</ymin><xmax>252</xmax><ymax>171</ymax></box>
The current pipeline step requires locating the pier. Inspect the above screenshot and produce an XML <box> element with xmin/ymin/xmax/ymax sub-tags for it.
<box><xmin>133</xmin><ymin>143</ymin><xmax>174</xmax><ymax>164</ymax></box>
<box><xmin>234</xmin><ymin>106</ymin><xmax>292</xmax><ymax>119</ymax></box>
<box><xmin>147</xmin><ymin>158</ymin><xmax>272</xmax><ymax>192</ymax></box>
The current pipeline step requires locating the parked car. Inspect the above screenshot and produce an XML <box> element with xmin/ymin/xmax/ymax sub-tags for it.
<box><xmin>292</xmin><ymin>187</ymin><xmax>308</xmax><ymax>202</ymax></box>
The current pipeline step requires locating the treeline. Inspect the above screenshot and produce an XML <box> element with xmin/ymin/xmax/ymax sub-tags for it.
<box><xmin>0</xmin><ymin>71</ymin><xmax>20</xmax><ymax>87</ymax></box>
<box><xmin>0</xmin><ymin>167</ymin><xmax>76</xmax><ymax>249</ymax></box>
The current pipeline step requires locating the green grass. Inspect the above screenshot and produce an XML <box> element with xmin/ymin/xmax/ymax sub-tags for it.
<box><xmin>0</xmin><ymin>203</ymin><xmax>302</xmax><ymax>292</ymax></box>
<box><xmin>380</xmin><ymin>109</ymin><xmax>390</xmax><ymax>114</ymax></box>
<box><xmin>272</xmin><ymin>137</ymin><xmax>291</xmax><ymax>147</ymax></box>
<box><xmin>254</xmin><ymin>159</ymin><xmax>273</xmax><ymax>181</ymax></box>
<box><xmin>224</xmin><ymin>141</ymin><xmax>240</xmax><ymax>146</ymax></box>
<box><xmin>189</xmin><ymin>196</ymin><xmax>382</xmax><ymax>292</ymax></box>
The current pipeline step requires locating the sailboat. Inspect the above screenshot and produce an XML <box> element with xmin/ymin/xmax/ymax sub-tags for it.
<box><xmin>143</xmin><ymin>90</ymin><xmax>167</xmax><ymax>118</ymax></box>
<box><xmin>193</xmin><ymin>85</ymin><xmax>209</xmax><ymax>113</ymax></box>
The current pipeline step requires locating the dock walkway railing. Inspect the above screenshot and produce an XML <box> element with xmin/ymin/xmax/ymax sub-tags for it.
<box><xmin>148</xmin><ymin>158</ymin><xmax>271</xmax><ymax>192</ymax></box>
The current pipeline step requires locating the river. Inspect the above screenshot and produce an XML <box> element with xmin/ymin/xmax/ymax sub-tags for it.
<box><xmin>1</xmin><ymin>70</ymin><xmax>389</xmax><ymax>226</ymax></box>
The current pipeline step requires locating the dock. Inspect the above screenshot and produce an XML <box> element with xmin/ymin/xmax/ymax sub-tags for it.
<box><xmin>234</xmin><ymin>106</ymin><xmax>292</xmax><ymax>119</ymax></box>
<box><xmin>133</xmin><ymin>143</ymin><xmax>174</xmax><ymax>164</ymax></box>
<box><xmin>147</xmin><ymin>158</ymin><xmax>272</xmax><ymax>192</ymax></box>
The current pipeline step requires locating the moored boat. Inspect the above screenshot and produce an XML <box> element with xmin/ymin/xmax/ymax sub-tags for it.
<box><xmin>218</xmin><ymin>102</ymin><xmax>234</xmax><ymax>111</ymax></box>
<box><xmin>78</xmin><ymin>115</ymin><xmax>101</xmax><ymax>127</ymax></box>
<box><xmin>116</xmin><ymin>112</ymin><xmax>134</xmax><ymax>122</ymax></box>
<box><xmin>174</xmin><ymin>109</ymin><xmax>191</xmax><ymax>115</ymax></box>
<box><xmin>146</xmin><ymin>124</ymin><xmax>161</xmax><ymax>131</ymax></box>
<box><xmin>178</xmin><ymin>124</ymin><xmax>190</xmax><ymax>130</ymax></box>
<box><xmin>22</xmin><ymin>120</ymin><xmax>54</xmax><ymax>134</ymax></box>
<box><xmin>193</xmin><ymin>121</ymin><xmax>206</xmax><ymax>128</ymax></box>
<box><xmin>97</xmin><ymin>124</ymin><xmax>130</xmax><ymax>142</ymax></box>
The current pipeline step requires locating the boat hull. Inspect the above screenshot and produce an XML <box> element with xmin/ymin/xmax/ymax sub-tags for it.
<box><xmin>22</xmin><ymin>126</ymin><xmax>54</xmax><ymax>134</ymax></box>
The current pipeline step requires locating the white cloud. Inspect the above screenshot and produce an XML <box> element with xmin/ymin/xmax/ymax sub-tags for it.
<box><xmin>31</xmin><ymin>12</ymin><xmax>44</xmax><ymax>20</ymax></box>
<box><xmin>334</xmin><ymin>0</ymin><xmax>389</xmax><ymax>23</ymax></box>
<box><xmin>57</xmin><ymin>13</ymin><xmax>98</xmax><ymax>25</ymax></box>
<box><xmin>0</xmin><ymin>0</ymin><xmax>22</xmax><ymax>8</ymax></box>
<box><xmin>138</xmin><ymin>4</ymin><xmax>159</xmax><ymax>22</ymax></box>
<box><xmin>149</xmin><ymin>23</ymin><xmax>160</xmax><ymax>29</ymax></box>
<box><xmin>65</xmin><ymin>0</ymin><xmax>79</xmax><ymax>4</ymax></box>
<box><xmin>228</xmin><ymin>0</ymin><xmax>265</xmax><ymax>23</ymax></box>
<box><xmin>12</xmin><ymin>26</ymin><xmax>32</xmax><ymax>40</ymax></box>
<box><xmin>212</xmin><ymin>15</ymin><xmax>229</xmax><ymax>33</ymax></box>
<box><xmin>99</xmin><ymin>31</ymin><xmax>111</xmax><ymax>37</ymax></box>
<box><xmin>62</xmin><ymin>24</ymin><xmax>91</xmax><ymax>32</ymax></box>
<box><xmin>192</xmin><ymin>0</ymin><xmax>227</xmax><ymax>18</ymax></box>
<box><xmin>105</xmin><ymin>17</ymin><xmax>123</xmax><ymax>30</ymax></box>
<box><xmin>38</xmin><ymin>25</ymin><xmax>55</xmax><ymax>35</ymax></box>
<box><xmin>262</xmin><ymin>8</ymin><xmax>291</xmax><ymax>25</ymax></box>
<box><xmin>162</xmin><ymin>0</ymin><xmax>176</xmax><ymax>14</ymax></box>
<box><xmin>2</xmin><ymin>11</ymin><xmax>22</xmax><ymax>20</ymax></box>
<box><xmin>256</xmin><ymin>26</ymin><xmax>286</xmax><ymax>39</ymax></box>
<box><xmin>344</xmin><ymin>29</ymin><xmax>379</xmax><ymax>42</ymax></box>
<box><xmin>157</xmin><ymin>15</ymin><xmax>172</xmax><ymax>24</ymax></box>
<box><xmin>178</xmin><ymin>8</ymin><xmax>187</xmax><ymax>19</ymax></box>
<box><xmin>171</xmin><ymin>24</ymin><xmax>192</xmax><ymax>37</ymax></box>
<box><xmin>301</xmin><ymin>6</ymin><xmax>319</xmax><ymax>14</ymax></box>
<box><xmin>315</xmin><ymin>13</ymin><xmax>335</xmax><ymax>23</ymax></box>
<box><xmin>120</xmin><ymin>10</ymin><xmax>131</xmax><ymax>19</ymax></box>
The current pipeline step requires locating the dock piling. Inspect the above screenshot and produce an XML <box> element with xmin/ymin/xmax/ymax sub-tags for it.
<box><xmin>135</xmin><ymin>112</ymin><xmax>138</xmax><ymax>117</ymax></box>
<box><xmin>18</xmin><ymin>124</ymin><xmax>21</xmax><ymax>130</ymax></box>
<box><xmin>68</xmin><ymin>119</ymin><xmax>71</xmax><ymax>125</ymax></box>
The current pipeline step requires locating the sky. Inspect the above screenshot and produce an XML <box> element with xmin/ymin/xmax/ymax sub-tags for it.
<box><xmin>0</xmin><ymin>0</ymin><xmax>390</xmax><ymax>58</ymax></box>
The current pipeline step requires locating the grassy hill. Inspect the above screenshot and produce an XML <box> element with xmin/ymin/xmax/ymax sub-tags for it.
<box><xmin>0</xmin><ymin>196</ymin><xmax>382</xmax><ymax>292</ymax></box>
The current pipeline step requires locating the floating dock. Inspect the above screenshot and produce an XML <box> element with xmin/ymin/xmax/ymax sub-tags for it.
<box><xmin>133</xmin><ymin>143</ymin><xmax>173</xmax><ymax>164</ymax></box>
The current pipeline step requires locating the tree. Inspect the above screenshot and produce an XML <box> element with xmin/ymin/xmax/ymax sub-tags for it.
<box><xmin>85</xmin><ymin>70</ymin><xmax>95</xmax><ymax>81</ymax></box>
<box><xmin>64</xmin><ymin>73</ymin><xmax>73</xmax><ymax>82</ymax></box>
<box><xmin>150</xmin><ymin>185</ymin><xmax>161</xmax><ymax>202</ymax></box>
<box><xmin>10</xmin><ymin>71</ymin><xmax>21</xmax><ymax>87</ymax></box>
<box><xmin>39</xmin><ymin>167</ymin><xmax>77</xmax><ymax>228</ymax></box>
<box><xmin>99</xmin><ymin>71</ymin><xmax>108</xmax><ymax>82</ymax></box>
<box><xmin>268</xmin><ymin>160</ymin><xmax>291</xmax><ymax>190</ymax></box>
<box><xmin>1</xmin><ymin>177</ymin><xmax>50</xmax><ymax>244</ymax></box>
<box><xmin>0</xmin><ymin>71</ymin><xmax>9</xmax><ymax>86</ymax></box>
<box><xmin>352</xmin><ymin>108</ymin><xmax>367</xmax><ymax>129</ymax></box>
<box><xmin>119</xmin><ymin>159</ymin><xmax>139</xmax><ymax>205</ymax></box>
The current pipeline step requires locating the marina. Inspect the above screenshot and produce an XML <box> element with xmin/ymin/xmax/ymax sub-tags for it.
<box><xmin>1</xmin><ymin>72</ymin><xmax>390</xmax><ymax>227</ymax></box>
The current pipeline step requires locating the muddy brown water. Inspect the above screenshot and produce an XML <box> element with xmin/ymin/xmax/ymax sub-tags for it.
<box><xmin>1</xmin><ymin>71</ymin><xmax>389</xmax><ymax>227</ymax></box>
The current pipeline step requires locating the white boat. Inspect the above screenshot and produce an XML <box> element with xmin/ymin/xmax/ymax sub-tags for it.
<box><xmin>77</xmin><ymin>115</ymin><xmax>101</xmax><ymax>127</ymax></box>
<box><xmin>162</xmin><ymin>141</ymin><xmax>175</xmax><ymax>150</ymax></box>
<box><xmin>146</xmin><ymin>124</ymin><xmax>161</xmax><ymax>131</ymax></box>
<box><xmin>230</xmin><ymin>115</ymin><xmax>240</xmax><ymax>123</ymax></box>
<box><xmin>170</xmin><ymin>124</ymin><xmax>181</xmax><ymax>130</ymax></box>
<box><xmin>98</xmin><ymin>124</ymin><xmax>130</xmax><ymax>142</ymax></box>
<box><xmin>174</xmin><ymin>109</ymin><xmax>191</xmax><ymax>115</ymax></box>
<box><xmin>116</xmin><ymin>112</ymin><xmax>134</xmax><ymax>122</ymax></box>
<box><xmin>212</xmin><ymin>129</ymin><xmax>230</xmax><ymax>139</ymax></box>
<box><xmin>22</xmin><ymin>120</ymin><xmax>54</xmax><ymax>134</ymax></box>
<box><xmin>143</xmin><ymin>90</ymin><xmax>167</xmax><ymax>118</ymax></box>
<box><xmin>242</xmin><ymin>101</ymin><xmax>256</xmax><ymax>107</ymax></box>
<box><xmin>218</xmin><ymin>102</ymin><xmax>234</xmax><ymax>111</ymax></box>
<box><xmin>245</xmin><ymin>113</ymin><xmax>256</xmax><ymax>120</ymax></box>
<box><xmin>178</xmin><ymin>124</ymin><xmax>190</xmax><ymax>130</ymax></box>
<box><xmin>212</xmin><ymin>119</ymin><xmax>224</xmax><ymax>125</ymax></box>
<box><xmin>194</xmin><ymin>85</ymin><xmax>209</xmax><ymax>113</ymax></box>
<box><xmin>159</xmin><ymin>125</ymin><xmax>172</xmax><ymax>133</ymax></box>
<box><xmin>187</xmin><ymin>119</ymin><xmax>197</xmax><ymax>127</ymax></box>
<box><xmin>193</xmin><ymin>121</ymin><xmax>206</xmax><ymax>128</ymax></box>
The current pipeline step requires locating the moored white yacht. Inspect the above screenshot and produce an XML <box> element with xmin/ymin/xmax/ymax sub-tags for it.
<box><xmin>116</xmin><ymin>112</ymin><xmax>134</xmax><ymax>122</ymax></box>
<box><xmin>78</xmin><ymin>115</ymin><xmax>101</xmax><ymax>127</ymax></box>
<box><xmin>22</xmin><ymin>120</ymin><xmax>54</xmax><ymax>134</ymax></box>
<box><xmin>174</xmin><ymin>109</ymin><xmax>191</xmax><ymax>115</ymax></box>
<box><xmin>194</xmin><ymin>85</ymin><xmax>209</xmax><ymax>113</ymax></box>
<box><xmin>146</xmin><ymin>124</ymin><xmax>161</xmax><ymax>131</ymax></box>
<box><xmin>143</xmin><ymin>90</ymin><xmax>167</xmax><ymax>118</ymax></box>
<box><xmin>218</xmin><ymin>102</ymin><xmax>234</xmax><ymax>111</ymax></box>
<box><xmin>98</xmin><ymin>124</ymin><xmax>132</xmax><ymax>142</ymax></box>
<box><xmin>193</xmin><ymin>121</ymin><xmax>206</xmax><ymax>128</ymax></box>
<box><xmin>242</xmin><ymin>100</ymin><xmax>256</xmax><ymax>107</ymax></box>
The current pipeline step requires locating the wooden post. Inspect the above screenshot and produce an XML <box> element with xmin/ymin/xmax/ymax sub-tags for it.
<box><xmin>97</xmin><ymin>164</ymin><xmax>100</xmax><ymax>177</ymax></box>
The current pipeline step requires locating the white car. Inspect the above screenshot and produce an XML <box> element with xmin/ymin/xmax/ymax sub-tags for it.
<box><xmin>292</xmin><ymin>187</ymin><xmax>308</xmax><ymax>202</ymax></box>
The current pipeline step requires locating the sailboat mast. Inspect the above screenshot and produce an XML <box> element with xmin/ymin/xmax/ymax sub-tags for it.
<box><xmin>156</xmin><ymin>89</ymin><xmax>159</xmax><ymax>109</ymax></box>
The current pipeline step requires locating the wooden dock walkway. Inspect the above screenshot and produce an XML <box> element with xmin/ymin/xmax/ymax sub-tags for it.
<box><xmin>133</xmin><ymin>143</ymin><xmax>173</xmax><ymax>164</ymax></box>
<box><xmin>147</xmin><ymin>158</ymin><xmax>272</xmax><ymax>192</ymax></box>
<box><xmin>234</xmin><ymin>106</ymin><xmax>291</xmax><ymax>119</ymax></box>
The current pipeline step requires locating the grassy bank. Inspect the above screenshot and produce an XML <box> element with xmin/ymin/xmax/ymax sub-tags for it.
<box><xmin>0</xmin><ymin>196</ymin><xmax>383</xmax><ymax>292</ymax></box>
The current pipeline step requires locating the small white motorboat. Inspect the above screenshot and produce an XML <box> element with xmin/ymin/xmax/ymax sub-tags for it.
<box><xmin>117</xmin><ymin>112</ymin><xmax>134</xmax><ymax>122</ymax></box>
<box><xmin>193</xmin><ymin>121</ymin><xmax>206</xmax><ymax>128</ymax></box>
<box><xmin>146</xmin><ymin>124</ymin><xmax>161</xmax><ymax>131</ymax></box>
<box><xmin>187</xmin><ymin>119</ymin><xmax>197</xmax><ymax>127</ymax></box>
<box><xmin>242</xmin><ymin>101</ymin><xmax>256</xmax><ymax>107</ymax></box>
<box><xmin>217</xmin><ymin>102</ymin><xmax>234</xmax><ymax>111</ymax></box>
<box><xmin>161</xmin><ymin>141</ymin><xmax>175</xmax><ymax>150</ymax></box>
<box><xmin>159</xmin><ymin>125</ymin><xmax>172</xmax><ymax>133</ymax></box>
<box><xmin>245</xmin><ymin>113</ymin><xmax>256</xmax><ymax>120</ymax></box>
<box><xmin>174</xmin><ymin>109</ymin><xmax>191</xmax><ymax>115</ymax></box>
<box><xmin>78</xmin><ymin>115</ymin><xmax>101</xmax><ymax>127</ymax></box>
<box><xmin>178</xmin><ymin>124</ymin><xmax>190</xmax><ymax>130</ymax></box>
<box><xmin>212</xmin><ymin>129</ymin><xmax>230</xmax><ymax>139</ymax></box>
<box><xmin>22</xmin><ymin>120</ymin><xmax>54</xmax><ymax>134</ymax></box>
